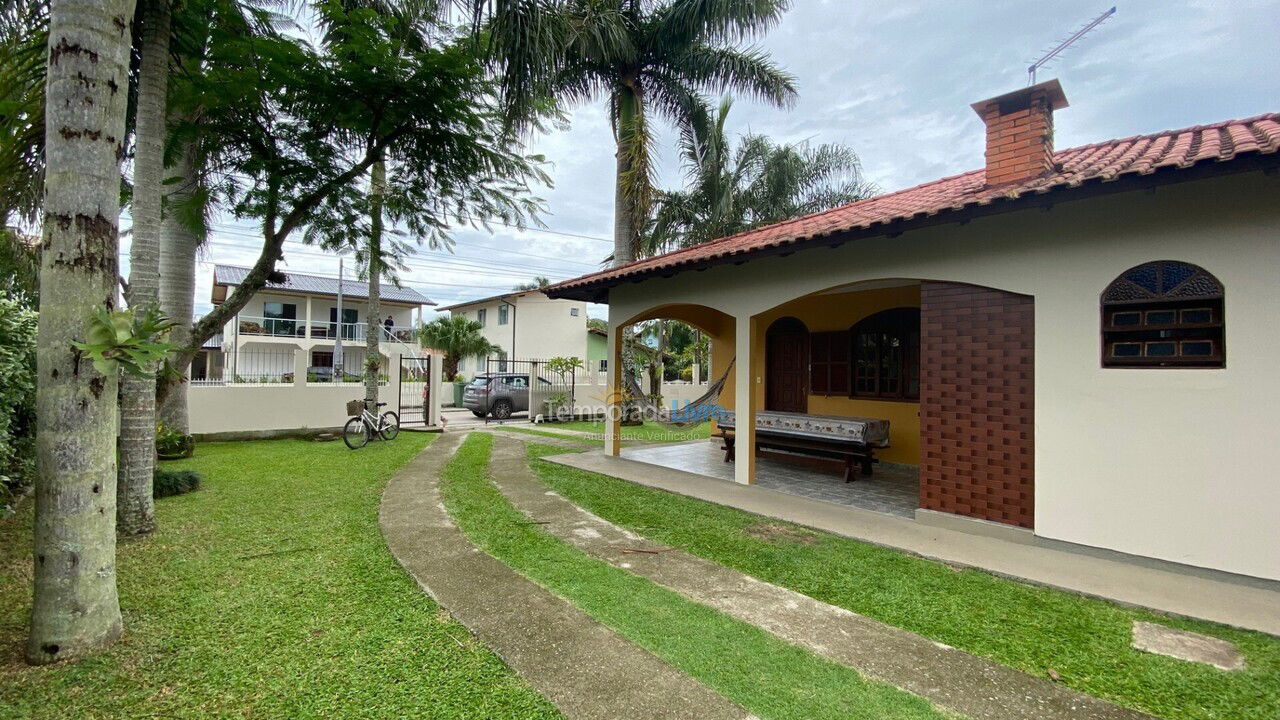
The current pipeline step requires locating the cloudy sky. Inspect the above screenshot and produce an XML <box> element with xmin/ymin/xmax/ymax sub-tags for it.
<box><xmin>174</xmin><ymin>0</ymin><xmax>1280</xmax><ymax>319</ymax></box>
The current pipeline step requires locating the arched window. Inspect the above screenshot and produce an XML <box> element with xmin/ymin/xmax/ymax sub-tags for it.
<box><xmin>850</xmin><ymin>308</ymin><xmax>920</xmax><ymax>400</ymax></box>
<box><xmin>1101</xmin><ymin>261</ymin><xmax>1224</xmax><ymax>368</ymax></box>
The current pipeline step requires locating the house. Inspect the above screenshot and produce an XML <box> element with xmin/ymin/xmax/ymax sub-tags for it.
<box><xmin>586</xmin><ymin>326</ymin><xmax>608</xmax><ymax>373</ymax></box>
<box><xmin>201</xmin><ymin>264</ymin><xmax>434</xmax><ymax>383</ymax></box>
<box><xmin>437</xmin><ymin>290</ymin><xmax>588</xmax><ymax>376</ymax></box>
<box><xmin>546</xmin><ymin>80</ymin><xmax>1280</xmax><ymax>582</ymax></box>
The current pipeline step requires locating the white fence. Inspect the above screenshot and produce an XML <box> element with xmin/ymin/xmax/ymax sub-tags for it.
<box><xmin>189</xmin><ymin>350</ymin><xmax>442</xmax><ymax>436</ymax></box>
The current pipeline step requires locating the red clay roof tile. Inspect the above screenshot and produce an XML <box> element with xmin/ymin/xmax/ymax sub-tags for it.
<box><xmin>549</xmin><ymin>113</ymin><xmax>1279</xmax><ymax>298</ymax></box>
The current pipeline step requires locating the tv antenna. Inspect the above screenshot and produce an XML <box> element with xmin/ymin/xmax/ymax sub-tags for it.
<box><xmin>1027</xmin><ymin>6</ymin><xmax>1116</xmax><ymax>85</ymax></box>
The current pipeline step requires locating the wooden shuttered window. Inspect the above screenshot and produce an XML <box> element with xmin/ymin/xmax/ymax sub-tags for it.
<box><xmin>809</xmin><ymin>331</ymin><xmax>850</xmax><ymax>395</ymax></box>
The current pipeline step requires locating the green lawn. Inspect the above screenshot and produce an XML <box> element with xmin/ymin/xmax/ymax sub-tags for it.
<box><xmin>551</xmin><ymin>419</ymin><xmax>711</xmax><ymax>443</ymax></box>
<box><xmin>0</xmin><ymin>435</ymin><xmax>559</xmax><ymax>720</ymax></box>
<box><xmin>526</xmin><ymin>444</ymin><xmax>1280</xmax><ymax>720</ymax></box>
<box><xmin>441</xmin><ymin>433</ymin><xmax>943</xmax><ymax>720</ymax></box>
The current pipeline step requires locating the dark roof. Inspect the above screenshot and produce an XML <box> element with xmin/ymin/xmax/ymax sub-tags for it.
<box><xmin>213</xmin><ymin>265</ymin><xmax>434</xmax><ymax>305</ymax></box>
<box><xmin>546</xmin><ymin>112</ymin><xmax>1280</xmax><ymax>303</ymax></box>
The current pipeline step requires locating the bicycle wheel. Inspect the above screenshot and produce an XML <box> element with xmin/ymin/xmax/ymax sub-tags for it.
<box><xmin>379</xmin><ymin>411</ymin><xmax>400</xmax><ymax>440</ymax></box>
<box><xmin>343</xmin><ymin>416</ymin><xmax>369</xmax><ymax>449</ymax></box>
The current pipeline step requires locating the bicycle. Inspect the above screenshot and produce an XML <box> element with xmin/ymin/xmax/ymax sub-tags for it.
<box><xmin>343</xmin><ymin>399</ymin><xmax>400</xmax><ymax>449</ymax></box>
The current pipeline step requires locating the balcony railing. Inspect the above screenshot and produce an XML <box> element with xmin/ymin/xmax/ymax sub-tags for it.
<box><xmin>233</xmin><ymin>315</ymin><xmax>416</xmax><ymax>343</ymax></box>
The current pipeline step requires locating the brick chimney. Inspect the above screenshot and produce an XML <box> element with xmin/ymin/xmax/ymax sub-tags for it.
<box><xmin>971</xmin><ymin>79</ymin><xmax>1068</xmax><ymax>187</ymax></box>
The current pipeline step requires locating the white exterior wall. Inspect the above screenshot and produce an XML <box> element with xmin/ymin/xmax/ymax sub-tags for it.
<box><xmin>605</xmin><ymin>171</ymin><xmax>1280</xmax><ymax>581</ymax></box>
<box><xmin>190</xmin><ymin>352</ymin><xmax>443</xmax><ymax>434</ymax></box>
<box><xmin>451</xmin><ymin>292</ymin><xmax>588</xmax><ymax>374</ymax></box>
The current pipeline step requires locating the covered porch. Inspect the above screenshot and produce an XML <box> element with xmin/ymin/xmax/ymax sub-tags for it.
<box><xmin>623</xmin><ymin>440</ymin><xmax>920</xmax><ymax>517</ymax></box>
<box><xmin>596</xmin><ymin>276</ymin><xmax>1035</xmax><ymax>533</ymax></box>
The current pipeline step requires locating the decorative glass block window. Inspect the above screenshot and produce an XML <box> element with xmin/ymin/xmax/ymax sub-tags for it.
<box><xmin>849</xmin><ymin>308</ymin><xmax>920</xmax><ymax>400</ymax></box>
<box><xmin>1101</xmin><ymin>261</ymin><xmax>1224</xmax><ymax>368</ymax></box>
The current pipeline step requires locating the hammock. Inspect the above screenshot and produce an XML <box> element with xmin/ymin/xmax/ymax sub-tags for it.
<box><xmin>624</xmin><ymin>357</ymin><xmax>734</xmax><ymax>428</ymax></box>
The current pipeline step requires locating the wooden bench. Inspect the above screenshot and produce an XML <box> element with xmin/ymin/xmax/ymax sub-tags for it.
<box><xmin>711</xmin><ymin>428</ymin><xmax>878</xmax><ymax>483</ymax></box>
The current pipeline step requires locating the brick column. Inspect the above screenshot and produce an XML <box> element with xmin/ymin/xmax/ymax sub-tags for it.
<box><xmin>919</xmin><ymin>282</ymin><xmax>1035</xmax><ymax>528</ymax></box>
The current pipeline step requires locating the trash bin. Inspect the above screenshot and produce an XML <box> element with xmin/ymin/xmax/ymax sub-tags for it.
<box><xmin>452</xmin><ymin>381</ymin><xmax>466</xmax><ymax>407</ymax></box>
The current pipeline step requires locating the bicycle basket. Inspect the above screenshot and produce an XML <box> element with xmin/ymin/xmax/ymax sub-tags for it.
<box><xmin>346</xmin><ymin>399</ymin><xmax>365</xmax><ymax>415</ymax></box>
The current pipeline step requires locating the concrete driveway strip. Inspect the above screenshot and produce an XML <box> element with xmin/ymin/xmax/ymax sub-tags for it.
<box><xmin>379</xmin><ymin>431</ymin><xmax>754</xmax><ymax>720</ymax></box>
<box><xmin>491</xmin><ymin>437</ymin><xmax>1150</xmax><ymax>720</ymax></box>
<box><xmin>546</xmin><ymin>450</ymin><xmax>1280</xmax><ymax>637</ymax></box>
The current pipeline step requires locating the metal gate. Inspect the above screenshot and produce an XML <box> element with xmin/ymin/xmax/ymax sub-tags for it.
<box><xmin>398</xmin><ymin>356</ymin><xmax>431</xmax><ymax>426</ymax></box>
<box><xmin>482</xmin><ymin>357</ymin><xmax>576</xmax><ymax>423</ymax></box>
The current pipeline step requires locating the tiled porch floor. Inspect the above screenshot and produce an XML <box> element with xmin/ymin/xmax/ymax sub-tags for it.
<box><xmin>621</xmin><ymin>441</ymin><xmax>920</xmax><ymax>518</ymax></box>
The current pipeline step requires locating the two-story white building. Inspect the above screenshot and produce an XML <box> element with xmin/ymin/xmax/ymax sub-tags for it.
<box><xmin>437</xmin><ymin>290</ymin><xmax>588</xmax><ymax>376</ymax></box>
<box><xmin>197</xmin><ymin>265</ymin><xmax>434</xmax><ymax>383</ymax></box>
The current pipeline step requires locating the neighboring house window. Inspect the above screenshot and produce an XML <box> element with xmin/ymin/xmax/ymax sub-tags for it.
<box><xmin>570</xmin><ymin>307</ymin><xmax>580</xmax><ymax>316</ymax></box>
<box><xmin>498</xmin><ymin>304</ymin><xmax>509</xmax><ymax>325</ymax></box>
<box><xmin>1101</xmin><ymin>260</ymin><xmax>1224</xmax><ymax>368</ymax></box>
<box><xmin>477</xmin><ymin>308</ymin><xmax>487</xmax><ymax>326</ymax></box>
<box><xmin>850</xmin><ymin>308</ymin><xmax>921</xmax><ymax>400</ymax></box>
<box><xmin>264</xmin><ymin>301</ymin><xmax>297</xmax><ymax>336</ymax></box>
<box><xmin>599</xmin><ymin>359</ymin><xmax>607</xmax><ymax>372</ymax></box>
<box><xmin>311</xmin><ymin>351</ymin><xmax>333</xmax><ymax>367</ymax></box>
<box><xmin>328</xmin><ymin>307</ymin><xmax>358</xmax><ymax>340</ymax></box>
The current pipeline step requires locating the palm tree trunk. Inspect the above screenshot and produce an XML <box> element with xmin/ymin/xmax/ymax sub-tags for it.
<box><xmin>611</xmin><ymin>87</ymin><xmax>641</xmax><ymax>268</ymax></box>
<box><xmin>157</xmin><ymin>138</ymin><xmax>201</xmax><ymax>433</ymax></box>
<box><xmin>118</xmin><ymin>0</ymin><xmax>170</xmax><ymax>537</ymax></box>
<box><xmin>364</xmin><ymin>160</ymin><xmax>385</xmax><ymax>408</ymax></box>
<box><xmin>29</xmin><ymin>0</ymin><xmax>135</xmax><ymax>665</ymax></box>
<box><xmin>612</xmin><ymin>142</ymin><xmax>635</xmax><ymax>267</ymax></box>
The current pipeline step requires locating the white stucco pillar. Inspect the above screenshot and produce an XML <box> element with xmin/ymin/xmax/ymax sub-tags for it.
<box><xmin>733</xmin><ymin>313</ymin><xmax>757</xmax><ymax>485</ymax></box>
<box><xmin>429</xmin><ymin>354</ymin><xmax>443</xmax><ymax>427</ymax></box>
<box><xmin>305</xmin><ymin>296</ymin><xmax>312</xmax><ymax>339</ymax></box>
<box><xmin>604</xmin><ymin>321</ymin><xmax>622</xmax><ymax>457</ymax></box>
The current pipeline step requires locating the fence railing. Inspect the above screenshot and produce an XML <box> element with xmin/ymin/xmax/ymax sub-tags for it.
<box><xmin>190</xmin><ymin>348</ymin><xmax>297</xmax><ymax>386</ymax></box>
<box><xmin>233</xmin><ymin>315</ymin><xmax>415</xmax><ymax>343</ymax></box>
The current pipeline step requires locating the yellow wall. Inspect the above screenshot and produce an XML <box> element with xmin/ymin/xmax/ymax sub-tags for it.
<box><xmin>620</xmin><ymin>303</ymin><xmax>737</xmax><ymax>425</ymax></box>
<box><xmin>751</xmin><ymin>285</ymin><xmax>922</xmax><ymax>464</ymax></box>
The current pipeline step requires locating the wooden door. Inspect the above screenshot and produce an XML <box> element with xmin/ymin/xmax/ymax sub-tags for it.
<box><xmin>766</xmin><ymin>318</ymin><xmax>808</xmax><ymax>413</ymax></box>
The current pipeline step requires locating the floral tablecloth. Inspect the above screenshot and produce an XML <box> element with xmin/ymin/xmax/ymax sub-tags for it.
<box><xmin>716</xmin><ymin>410</ymin><xmax>890</xmax><ymax>448</ymax></box>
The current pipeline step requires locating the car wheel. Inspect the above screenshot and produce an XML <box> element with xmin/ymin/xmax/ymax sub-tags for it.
<box><xmin>491</xmin><ymin>400</ymin><xmax>513</xmax><ymax>420</ymax></box>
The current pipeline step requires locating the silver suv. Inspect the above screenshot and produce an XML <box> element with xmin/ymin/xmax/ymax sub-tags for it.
<box><xmin>463</xmin><ymin>373</ymin><xmax>551</xmax><ymax>419</ymax></box>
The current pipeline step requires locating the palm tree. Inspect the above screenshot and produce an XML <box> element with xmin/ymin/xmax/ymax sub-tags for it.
<box><xmin>118</xmin><ymin>0</ymin><xmax>173</xmax><ymax>537</ymax></box>
<box><xmin>28</xmin><ymin>0</ymin><xmax>135</xmax><ymax>664</ymax></box>
<box><xmin>418</xmin><ymin>314</ymin><xmax>499</xmax><ymax>379</ymax></box>
<box><xmin>482</xmin><ymin>0</ymin><xmax>797</xmax><ymax>267</ymax></box>
<box><xmin>643</xmin><ymin>95</ymin><xmax>876</xmax><ymax>256</ymax></box>
<box><xmin>513</xmin><ymin>275</ymin><xmax>550</xmax><ymax>291</ymax></box>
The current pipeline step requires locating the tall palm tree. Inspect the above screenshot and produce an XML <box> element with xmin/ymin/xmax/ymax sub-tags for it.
<box><xmin>156</xmin><ymin>137</ymin><xmax>205</xmax><ymax>433</ymax></box>
<box><xmin>483</xmin><ymin>0</ymin><xmax>797</xmax><ymax>267</ymax></box>
<box><xmin>28</xmin><ymin>0</ymin><xmax>135</xmax><ymax>664</ymax></box>
<box><xmin>642</xmin><ymin>95</ymin><xmax>876</xmax><ymax>256</ymax></box>
<box><xmin>418</xmin><ymin>314</ymin><xmax>498</xmax><ymax>379</ymax></box>
<box><xmin>118</xmin><ymin>0</ymin><xmax>173</xmax><ymax>537</ymax></box>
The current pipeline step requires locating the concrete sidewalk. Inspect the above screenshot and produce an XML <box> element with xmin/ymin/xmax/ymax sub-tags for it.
<box><xmin>379</xmin><ymin>432</ymin><xmax>753</xmax><ymax>720</ymax></box>
<box><xmin>546</xmin><ymin>450</ymin><xmax>1280</xmax><ymax>636</ymax></box>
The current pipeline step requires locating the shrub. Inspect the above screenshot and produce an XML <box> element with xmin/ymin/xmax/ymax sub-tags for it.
<box><xmin>0</xmin><ymin>297</ymin><xmax>37</xmax><ymax>512</ymax></box>
<box><xmin>156</xmin><ymin>423</ymin><xmax>195</xmax><ymax>459</ymax></box>
<box><xmin>153</xmin><ymin>469</ymin><xmax>202</xmax><ymax>498</ymax></box>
